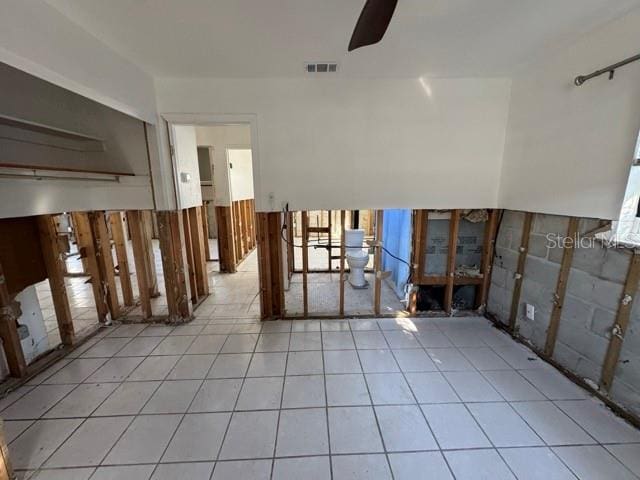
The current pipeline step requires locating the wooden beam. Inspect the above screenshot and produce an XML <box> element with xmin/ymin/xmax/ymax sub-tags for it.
<box><xmin>71</xmin><ymin>212</ymin><xmax>109</xmax><ymax>322</ymax></box>
<box><xmin>411</xmin><ymin>210</ymin><xmax>428</xmax><ymax>284</ymax></box>
<box><xmin>0</xmin><ymin>419</ymin><xmax>14</xmax><ymax>480</ymax></box>
<box><xmin>339</xmin><ymin>210</ymin><xmax>346</xmax><ymax>316</ymax></box>
<box><xmin>188</xmin><ymin>207</ymin><xmax>209</xmax><ymax>297</ymax></box>
<box><xmin>126</xmin><ymin>211</ymin><xmax>152</xmax><ymax>319</ymax></box>
<box><xmin>36</xmin><ymin>215</ymin><xmax>75</xmax><ymax>346</ymax></box>
<box><xmin>544</xmin><ymin>216</ymin><xmax>580</xmax><ymax>357</ymax></box>
<box><xmin>600</xmin><ymin>251</ymin><xmax>640</xmax><ymax>391</ymax></box>
<box><xmin>201</xmin><ymin>204</ymin><xmax>213</xmax><ymax>261</ymax></box>
<box><xmin>182</xmin><ymin>210</ymin><xmax>198</xmax><ymax>304</ymax></box>
<box><xmin>476</xmin><ymin>209</ymin><xmax>500</xmax><ymax>310</ymax></box>
<box><xmin>141</xmin><ymin>211</ymin><xmax>159</xmax><ymax>297</ymax></box>
<box><xmin>286</xmin><ymin>211</ymin><xmax>295</xmax><ymax>280</ymax></box>
<box><xmin>301</xmin><ymin>211</ymin><xmax>309</xmax><ymax>317</ymax></box>
<box><xmin>232</xmin><ymin>201</ymin><xmax>242</xmax><ymax>262</ymax></box>
<box><xmin>508</xmin><ymin>212</ymin><xmax>534</xmax><ymax>332</ymax></box>
<box><xmin>157</xmin><ymin>211</ymin><xmax>192</xmax><ymax>322</ymax></box>
<box><xmin>0</xmin><ymin>262</ymin><xmax>27</xmax><ymax>377</ymax></box>
<box><xmin>256</xmin><ymin>212</ymin><xmax>284</xmax><ymax>319</ymax></box>
<box><xmin>444</xmin><ymin>210</ymin><xmax>460</xmax><ymax>315</ymax></box>
<box><xmin>374</xmin><ymin>210</ymin><xmax>384</xmax><ymax>315</ymax></box>
<box><xmin>109</xmin><ymin>212</ymin><xmax>134</xmax><ymax>307</ymax></box>
<box><xmin>89</xmin><ymin>211</ymin><xmax>120</xmax><ymax>320</ymax></box>
<box><xmin>215</xmin><ymin>206</ymin><xmax>237</xmax><ymax>273</ymax></box>
<box><xmin>256</xmin><ymin>213</ymin><xmax>272</xmax><ymax>319</ymax></box>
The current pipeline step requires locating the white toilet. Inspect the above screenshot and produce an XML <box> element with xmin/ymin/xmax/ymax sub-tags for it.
<box><xmin>345</xmin><ymin>229</ymin><xmax>369</xmax><ymax>288</ymax></box>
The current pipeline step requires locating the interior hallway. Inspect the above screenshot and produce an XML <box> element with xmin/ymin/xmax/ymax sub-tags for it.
<box><xmin>4</xmin><ymin>307</ymin><xmax>640</xmax><ymax>479</ymax></box>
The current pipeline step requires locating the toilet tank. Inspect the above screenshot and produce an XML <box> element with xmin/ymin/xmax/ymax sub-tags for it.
<box><xmin>345</xmin><ymin>229</ymin><xmax>365</xmax><ymax>253</ymax></box>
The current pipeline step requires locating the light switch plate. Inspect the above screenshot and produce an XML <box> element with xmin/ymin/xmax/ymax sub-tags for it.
<box><xmin>180</xmin><ymin>172</ymin><xmax>191</xmax><ymax>183</ymax></box>
<box><xmin>525</xmin><ymin>303</ymin><xmax>535</xmax><ymax>321</ymax></box>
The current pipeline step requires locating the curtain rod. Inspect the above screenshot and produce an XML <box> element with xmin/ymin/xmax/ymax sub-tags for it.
<box><xmin>574</xmin><ymin>52</ymin><xmax>640</xmax><ymax>86</ymax></box>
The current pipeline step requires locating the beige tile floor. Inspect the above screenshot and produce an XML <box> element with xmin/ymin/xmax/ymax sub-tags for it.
<box><xmin>5</xmin><ymin>304</ymin><xmax>640</xmax><ymax>479</ymax></box>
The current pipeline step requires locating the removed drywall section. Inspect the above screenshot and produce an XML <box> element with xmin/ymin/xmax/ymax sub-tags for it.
<box><xmin>157</xmin><ymin>77</ymin><xmax>511</xmax><ymax>212</ymax></box>
<box><xmin>488</xmin><ymin>210</ymin><xmax>640</xmax><ymax>418</ymax></box>
<box><xmin>498</xmin><ymin>9</ymin><xmax>640</xmax><ymax>219</ymax></box>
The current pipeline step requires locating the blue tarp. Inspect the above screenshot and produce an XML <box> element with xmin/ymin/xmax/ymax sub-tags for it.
<box><xmin>381</xmin><ymin>209</ymin><xmax>412</xmax><ymax>298</ymax></box>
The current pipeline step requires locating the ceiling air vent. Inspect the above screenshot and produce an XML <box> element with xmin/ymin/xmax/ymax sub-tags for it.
<box><xmin>305</xmin><ymin>62</ymin><xmax>338</xmax><ymax>74</ymax></box>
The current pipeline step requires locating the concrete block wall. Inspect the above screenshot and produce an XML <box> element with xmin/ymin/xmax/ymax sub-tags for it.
<box><xmin>487</xmin><ymin>210</ymin><xmax>640</xmax><ymax>418</ymax></box>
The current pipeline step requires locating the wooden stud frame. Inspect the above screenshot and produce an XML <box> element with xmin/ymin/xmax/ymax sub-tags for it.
<box><xmin>256</xmin><ymin>212</ymin><xmax>284</xmax><ymax>319</ymax></box>
<box><xmin>89</xmin><ymin>211</ymin><xmax>120</xmax><ymax>320</ymax></box>
<box><xmin>508</xmin><ymin>212</ymin><xmax>534</xmax><ymax>331</ymax></box>
<box><xmin>141</xmin><ymin>211</ymin><xmax>159</xmax><ymax>298</ymax></box>
<box><xmin>544</xmin><ymin>216</ymin><xmax>580</xmax><ymax>357</ymax></box>
<box><xmin>182</xmin><ymin>210</ymin><xmax>198</xmax><ymax>304</ymax></box>
<box><xmin>444</xmin><ymin>210</ymin><xmax>460</xmax><ymax>315</ymax></box>
<box><xmin>201</xmin><ymin>203</ymin><xmax>213</xmax><ymax>262</ymax></box>
<box><xmin>600</xmin><ymin>251</ymin><xmax>640</xmax><ymax>391</ymax></box>
<box><xmin>374</xmin><ymin>210</ymin><xmax>384</xmax><ymax>315</ymax></box>
<box><xmin>301</xmin><ymin>211</ymin><xmax>309</xmax><ymax>317</ymax></box>
<box><xmin>188</xmin><ymin>207</ymin><xmax>210</xmax><ymax>298</ymax></box>
<box><xmin>37</xmin><ymin>215</ymin><xmax>75</xmax><ymax>346</ymax></box>
<box><xmin>476</xmin><ymin>209</ymin><xmax>500</xmax><ymax>310</ymax></box>
<box><xmin>109</xmin><ymin>212</ymin><xmax>134</xmax><ymax>307</ymax></box>
<box><xmin>0</xmin><ymin>261</ymin><xmax>28</xmax><ymax>377</ymax></box>
<box><xmin>339</xmin><ymin>210</ymin><xmax>346</xmax><ymax>316</ymax></box>
<box><xmin>126</xmin><ymin>211</ymin><xmax>153</xmax><ymax>319</ymax></box>
<box><xmin>215</xmin><ymin>206</ymin><xmax>237</xmax><ymax>273</ymax></box>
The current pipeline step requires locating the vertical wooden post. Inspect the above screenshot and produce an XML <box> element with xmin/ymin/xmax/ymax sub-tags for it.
<box><xmin>256</xmin><ymin>212</ymin><xmax>284</xmax><ymax>319</ymax></box>
<box><xmin>444</xmin><ymin>210</ymin><xmax>460</xmax><ymax>315</ymax></box>
<box><xmin>339</xmin><ymin>210</ymin><xmax>346</xmax><ymax>316</ymax></box>
<box><xmin>202</xmin><ymin>204</ymin><xmax>213</xmax><ymax>261</ymax></box>
<box><xmin>89</xmin><ymin>212</ymin><xmax>120</xmax><ymax>320</ymax></box>
<box><xmin>157</xmin><ymin>211</ymin><xmax>192</xmax><ymax>322</ymax></box>
<box><xmin>286</xmin><ymin>211</ymin><xmax>295</xmax><ymax>280</ymax></box>
<box><xmin>508</xmin><ymin>212</ymin><xmax>534</xmax><ymax>331</ymax></box>
<box><xmin>374</xmin><ymin>209</ymin><xmax>384</xmax><ymax>315</ymax></box>
<box><xmin>412</xmin><ymin>210</ymin><xmax>428</xmax><ymax>284</ymax></box>
<box><xmin>109</xmin><ymin>212</ymin><xmax>134</xmax><ymax>307</ymax></box>
<box><xmin>182</xmin><ymin>210</ymin><xmax>198</xmax><ymax>304</ymax></box>
<box><xmin>188</xmin><ymin>207</ymin><xmax>209</xmax><ymax>297</ymax></box>
<box><xmin>301</xmin><ymin>211</ymin><xmax>309</xmax><ymax>317</ymax></box>
<box><xmin>476</xmin><ymin>209</ymin><xmax>499</xmax><ymax>310</ymax></box>
<box><xmin>544</xmin><ymin>217</ymin><xmax>580</xmax><ymax>357</ymax></box>
<box><xmin>126</xmin><ymin>211</ymin><xmax>152</xmax><ymax>319</ymax></box>
<box><xmin>141</xmin><ymin>211</ymin><xmax>159</xmax><ymax>298</ymax></box>
<box><xmin>36</xmin><ymin>215</ymin><xmax>75</xmax><ymax>346</ymax></box>
<box><xmin>0</xmin><ymin>419</ymin><xmax>14</xmax><ymax>480</ymax></box>
<box><xmin>257</xmin><ymin>213</ymin><xmax>272</xmax><ymax>319</ymax></box>
<box><xmin>72</xmin><ymin>212</ymin><xmax>109</xmax><ymax>322</ymax></box>
<box><xmin>215</xmin><ymin>206</ymin><xmax>237</xmax><ymax>273</ymax></box>
<box><xmin>600</xmin><ymin>251</ymin><xmax>640</xmax><ymax>391</ymax></box>
<box><xmin>0</xmin><ymin>262</ymin><xmax>27</xmax><ymax>377</ymax></box>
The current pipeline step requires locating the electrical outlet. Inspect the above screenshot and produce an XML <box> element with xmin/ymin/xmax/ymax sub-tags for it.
<box><xmin>526</xmin><ymin>303</ymin><xmax>535</xmax><ymax>321</ymax></box>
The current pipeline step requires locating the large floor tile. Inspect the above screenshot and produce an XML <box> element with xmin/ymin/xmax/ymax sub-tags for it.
<box><xmin>365</xmin><ymin>373</ymin><xmax>414</xmax><ymax>405</ymax></box>
<box><xmin>481</xmin><ymin>370</ymin><xmax>546</xmax><ymax>401</ymax></box>
<box><xmin>103</xmin><ymin>414</ymin><xmax>182</xmax><ymax>464</ymax></box>
<box><xmin>29</xmin><ymin>467</ymin><xmax>95</xmax><ymax>480</ymax></box>
<box><xmin>459</xmin><ymin>347</ymin><xmax>512</xmax><ymax>370</ymax></box>
<box><xmin>322</xmin><ymin>331</ymin><xmax>355</xmax><ymax>350</ymax></box>
<box><xmin>282</xmin><ymin>375</ymin><xmax>325</xmax><ymax>408</ymax></box>
<box><xmin>512</xmin><ymin>401</ymin><xmax>596</xmax><ymax>445</ymax></box>
<box><xmin>220</xmin><ymin>334</ymin><xmax>258</xmax><ymax>353</ymax></box>
<box><xmin>324</xmin><ymin>350</ymin><xmax>362</xmax><ymax>374</ymax></box>
<box><xmin>162</xmin><ymin>412</ymin><xmax>230</xmax><ymax>462</ymax></box>
<box><xmin>151</xmin><ymin>336</ymin><xmax>196</xmax><ymax>355</ymax></box>
<box><xmin>218</xmin><ymin>410</ymin><xmax>279</xmax><ymax>459</ymax></box>
<box><xmin>421</xmin><ymin>403</ymin><xmax>491</xmax><ymax>449</ymax></box>
<box><xmin>114</xmin><ymin>336</ymin><xmax>163</xmax><ymax>357</ymax></box>
<box><xmin>187</xmin><ymin>335</ymin><xmax>227</xmax><ymax>354</ymax></box>
<box><xmin>276</xmin><ymin>408</ymin><xmax>329</xmax><ymax>456</ymax></box>
<box><xmin>405</xmin><ymin>372</ymin><xmax>460</xmax><ymax>404</ymax></box>
<box><xmin>207</xmin><ymin>353</ymin><xmax>252</xmax><ymax>378</ymax></box>
<box><xmin>289</xmin><ymin>332</ymin><xmax>322</xmax><ymax>351</ymax></box>
<box><xmin>9</xmin><ymin>418</ymin><xmax>82</xmax><ymax>469</ymax></box>
<box><xmin>90</xmin><ymin>465</ymin><xmax>155</xmax><ymax>480</ymax></box>
<box><xmin>45</xmin><ymin>416</ymin><xmax>132</xmax><ymax>467</ymax></box>
<box><xmin>444</xmin><ymin>371</ymin><xmax>503</xmax><ymax>402</ymax></box>
<box><xmin>328</xmin><ymin>406</ymin><xmax>383</xmax><ymax>454</ymax></box>
<box><xmin>605</xmin><ymin>444</ymin><xmax>640</xmax><ymax>477</ymax></box>
<box><xmin>353</xmin><ymin>331</ymin><xmax>388</xmax><ymax>349</ymax></box>
<box><xmin>2</xmin><ymin>384</ymin><xmax>76</xmax><ymax>420</ymax></box>
<box><xmin>286</xmin><ymin>350</ymin><xmax>323</xmax><ymax>375</ymax></box>
<box><xmin>388</xmin><ymin>452</ymin><xmax>453</xmax><ymax>480</ymax></box>
<box><xmin>556</xmin><ymin>399</ymin><xmax>640</xmax><ymax>444</ymax></box>
<box><xmin>151</xmin><ymin>462</ymin><xmax>214</xmax><ymax>480</ymax></box>
<box><xmin>326</xmin><ymin>374</ymin><xmax>371</xmax><ymax>406</ymax></box>
<box><xmin>246</xmin><ymin>352</ymin><xmax>287</xmax><ymax>377</ymax></box>
<box><xmin>126</xmin><ymin>356</ymin><xmax>180</xmax><ymax>381</ymax></box>
<box><xmin>383</xmin><ymin>331</ymin><xmax>420</xmax><ymax>349</ymax></box>
<box><xmin>358</xmin><ymin>350</ymin><xmax>400</xmax><ymax>373</ymax></box>
<box><xmin>236</xmin><ymin>377</ymin><xmax>283</xmax><ymax>410</ymax></box>
<box><xmin>499</xmin><ymin>447</ymin><xmax>578</xmax><ymax>480</ymax></box>
<box><xmin>493</xmin><ymin>344</ymin><xmax>544</xmax><ymax>370</ymax></box>
<box><xmin>445</xmin><ymin>449</ymin><xmax>516</xmax><ymax>480</ymax></box>
<box><xmin>189</xmin><ymin>378</ymin><xmax>242</xmax><ymax>412</ymax></box>
<box><xmin>141</xmin><ymin>380</ymin><xmax>201</xmax><ymax>414</ymax></box>
<box><xmin>43</xmin><ymin>383</ymin><xmax>118</xmax><ymax>418</ymax></box>
<box><xmin>42</xmin><ymin>359</ymin><xmax>106</xmax><ymax>384</ymax></box>
<box><xmin>165</xmin><ymin>354</ymin><xmax>215</xmax><ymax>380</ymax></box>
<box><xmin>272</xmin><ymin>456</ymin><xmax>331</xmax><ymax>480</ymax></box>
<box><xmin>255</xmin><ymin>333</ymin><xmax>290</xmax><ymax>352</ymax></box>
<box><xmin>392</xmin><ymin>349</ymin><xmax>438</xmax><ymax>372</ymax></box>
<box><xmin>85</xmin><ymin>357</ymin><xmax>143</xmax><ymax>383</ymax></box>
<box><xmin>520</xmin><ymin>368</ymin><xmax>589</xmax><ymax>400</ymax></box>
<box><xmin>92</xmin><ymin>381</ymin><xmax>159</xmax><ymax>416</ymax></box>
<box><xmin>375</xmin><ymin>405</ymin><xmax>437</xmax><ymax>451</ymax></box>
<box><xmin>332</xmin><ymin>454</ymin><xmax>392</xmax><ymax>480</ymax></box>
<box><xmin>80</xmin><ymin>337</ymin><xmax>131</xmax><ymax>358</ymax></box>
<box><xmin>427</xmin><ymin>348</ymin><xmax>474</xmax><ymax>371</ymax></box>
<box><xmin>211</xmin><ymin>459</ymin><xmax>272</xmax><ymax>480</ymax></box>
<box><xmin>467</xmin><ymin>402</ymin><xmax>543</xmax><ymax>447</ymax></box>
<box><xmin>553</xmin><ymin>445</ymin><xmax>637</xmax><ymax>480</ymax></box>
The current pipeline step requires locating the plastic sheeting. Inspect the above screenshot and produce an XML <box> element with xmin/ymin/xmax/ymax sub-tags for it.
<box><xmin>381</xmin><ymin>209</ymin><xmax>412</xmax><ymax>298</ymax></box>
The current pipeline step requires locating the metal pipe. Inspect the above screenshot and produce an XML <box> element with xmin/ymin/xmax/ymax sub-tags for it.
<box><xmin>575</xmin><ymin>53</ymin><xmax>640</xmax><ymax>86</ymax></box>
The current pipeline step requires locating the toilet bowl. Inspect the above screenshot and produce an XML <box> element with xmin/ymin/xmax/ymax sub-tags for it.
<box><xmin>345</xmin><ymin>229</ymin><xmax>369</xmax><ymax>288</ymax></box>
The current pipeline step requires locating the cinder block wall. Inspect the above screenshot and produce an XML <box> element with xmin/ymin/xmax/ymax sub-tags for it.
<box><xmin>487</xmin><ymin>210</ymin><xmax>640</xmax><ymax>417</ymax></box>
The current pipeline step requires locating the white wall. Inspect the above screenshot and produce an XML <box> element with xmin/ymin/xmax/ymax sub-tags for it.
<box><xmin>0</xmin><ymin>0</ymin><xmax>156</xmax><ymax>123</ymax></box>
<box><xmin>228</xmin><ymin>149</ymin><xmax>255</xmax><ymax>201</ymax></box>
<box><xmin>499</xmin><ymin>9</ymin><xmax>640</xmax><ymax>220</ymax></box>
<box><xmin>156</xmin><ymin>77</ymin><xmax>511</xmax><ymax>212</ymax></box>
<box><xmin>170</xmin><ymin>125</ymin><xmax>202</xmax><ymax>210</ymax></box>
<box><xmin>195</xmin><ymin>125</ymin><xmax>252</xmax><ymax>207</ymax></box>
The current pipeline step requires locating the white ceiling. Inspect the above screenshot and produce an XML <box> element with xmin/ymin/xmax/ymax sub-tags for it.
<box><xmin>44</xmin><ymin>0</ymin><xmax>640</xmax><ymax>78</ymax></box>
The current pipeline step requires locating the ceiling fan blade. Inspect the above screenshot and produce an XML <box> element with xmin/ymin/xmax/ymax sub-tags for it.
<box><xmin>348</xmin><ymin>0</ymin><xmax>398</xmax><ymax>52</ymax></box>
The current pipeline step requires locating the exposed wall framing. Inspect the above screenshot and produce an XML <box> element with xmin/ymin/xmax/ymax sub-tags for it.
<box><xmin>256</xmin><ymin>212</ymin><xmax>284</xmax><ymax>320</ymax></box>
